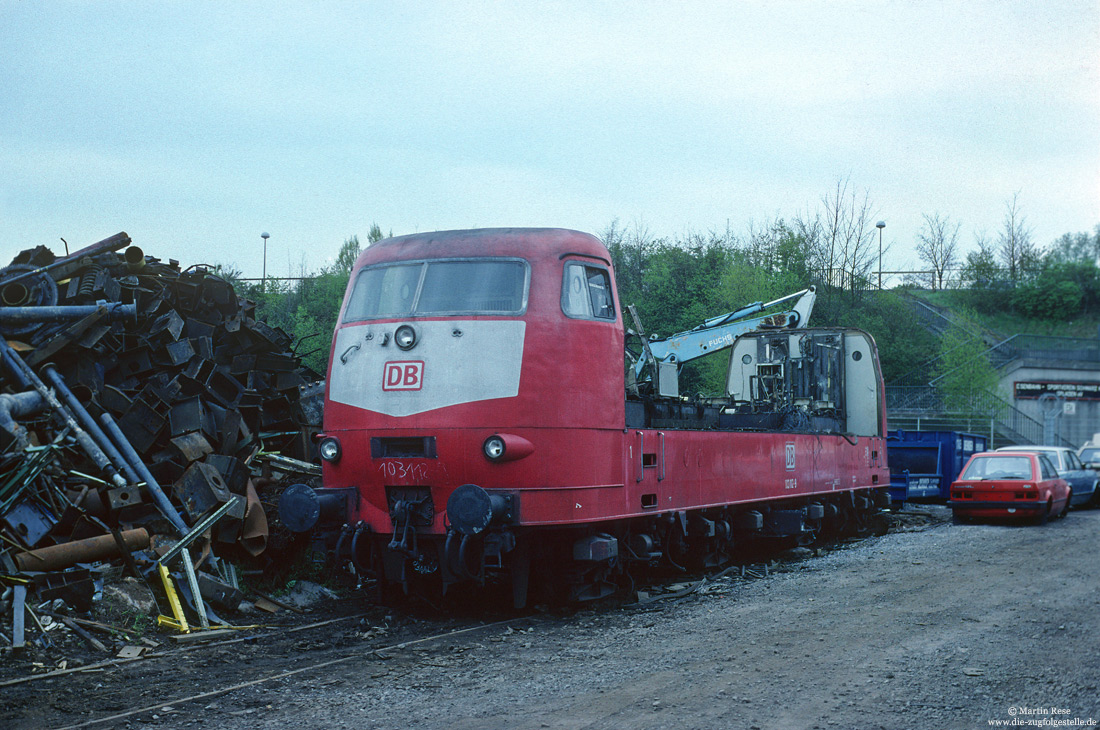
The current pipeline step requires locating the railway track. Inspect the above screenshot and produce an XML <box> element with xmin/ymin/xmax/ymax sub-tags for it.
<box><xmin>2</xmin><ymin>598</ymin><xmax>534</xmax><ymax>730</ymax></box>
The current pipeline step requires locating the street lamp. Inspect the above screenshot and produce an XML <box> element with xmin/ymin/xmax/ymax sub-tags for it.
<box><xmin>876</xmin><ymin>221</ymin><xmax>886</xmax><ymax>290</ymax></box>
<box><xmin>261</xmin><ymin>232</ymin><xmax>270</xmax><ymax>293</ymax></box>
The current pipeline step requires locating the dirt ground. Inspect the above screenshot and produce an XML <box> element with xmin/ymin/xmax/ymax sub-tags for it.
<box><xmin>4</xmin><ymin>505</ymin><xmax>1099</xmax><ymax>730</ymax></box>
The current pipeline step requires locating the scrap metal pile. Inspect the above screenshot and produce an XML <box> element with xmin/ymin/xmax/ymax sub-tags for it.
<box><xmin>0</xmin><ymin>232</ymin><xmax>323</xmax><ymax>652</ymax></box>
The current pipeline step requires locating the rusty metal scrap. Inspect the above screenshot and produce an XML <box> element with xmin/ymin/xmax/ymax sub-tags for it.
<box><xmin>0</xmin><ymin>232</ymin><xmax>324</xmax><ymax>648</ymax></box>
<box><xmin>13</xmin><ymin>528</ymin><xmax>150</xmax><ymax>572</ymax></box>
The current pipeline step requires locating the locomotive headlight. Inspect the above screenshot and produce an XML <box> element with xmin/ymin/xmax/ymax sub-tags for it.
<box><xmin>483</xmin><ymin>435</ymin><xmax>506</xmax><ymax>461</ymax></box>
<box><xmin>395</xmin><ymin>325</ymin><xmax>417</xmax><ymax>350</ymax></box>
<box><xmin>319</xmin><ymin>437</ymin><xmax>342</xmax><ymax>463</ymax></box>
<box><xmin>482</xmin><ymin>433</ymin><xmax>534</xmax><ymax>462</ymax></box>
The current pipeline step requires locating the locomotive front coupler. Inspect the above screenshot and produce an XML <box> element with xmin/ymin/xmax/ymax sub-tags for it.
<box><xmin>278</xmin><ymin>484</ymin><xmax>357</xmax><ymax>536</ymax></box>
<box><xmin>441</xmin><ymin>484</ymin><xmax>519</xmax><ymax>585</ymax></box>
<box><xmin>445</xmin><ymin>484</ymin><xmax>517</xmax><ymax>536</ymax></box>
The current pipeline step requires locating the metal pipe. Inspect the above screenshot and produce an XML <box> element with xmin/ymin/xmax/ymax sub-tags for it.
<box><xmin>0</xmin><ymin>390</ymin><xmax>45</xmax><ymax>420</ymax></box>
<box><xmin>124</xmin><ymin>245</ymin><xmax>145</xmax><ymax>270</ymax></box>
<box><xmin>14</xmin><ymin>528</ymin><xmax>149</xmax><ymax>572</ymax></box>
<box><xmin>0</xmin><ymin>281</ymin><xmax>30</xmax><ymax>306</ymax></box>
<box><xmin>0</xmin><ymin>337</ymin><xmax>126</xmax><ymax>488</ymax></box>
<box><xmin>99</xmin><ymin>412</ymin><xmax>188</xmax><ymax>536</ymax></box>
<box><xmin>42</xmin><ymin>366</ymin><xmax>140</xmax><ymax>484</ymax></box>
<box><xmin>0</xmin><ymin>232</ymin><xmax>131</xmax><ymax>288</ymax></box>
<box><xmin>66</xmin><ymin>231</ymin><xmax>133</xmax><ymax>261</ymax></box>
<box><xmin>0</xmin><ymin>302</ymin><xmax>137</xmax><ymax>326</ymax></box>
<box><xmin>0</xmin><ymin>348</ymin><xmax>30</xmax><ymax>388</ymax></box>
<box><xmin>0</xmin><ymin>390</ymin><xmax>46</xmax><ymax>450</ymax></box>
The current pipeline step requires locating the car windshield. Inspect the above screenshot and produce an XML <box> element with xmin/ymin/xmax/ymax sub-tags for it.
<box><xmin>960</xmin><ymin>455</ymin><xmax>1033</xmax><ymax>481</ymax></box>
<box><xmin>343</xmin><ymin>259</ymin><xmax>528</xmax><ymax>321</ymax></box>
<box><xmin>1080</xmin><ymin>448</ymin><xmax>1100</xmax><ymax>462</ymax></box>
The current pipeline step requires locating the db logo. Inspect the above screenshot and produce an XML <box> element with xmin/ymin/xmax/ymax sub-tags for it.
<box><xmin>382</xmin><ymin>361</ymin><xmax>424</xmax><ymax>391</ymax></box>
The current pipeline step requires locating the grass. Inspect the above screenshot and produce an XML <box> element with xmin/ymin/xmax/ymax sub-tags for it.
<box><xmin>908</xmin><ymin>289</ymin><xmax>1100</xmax><ymax>340</ymax></box>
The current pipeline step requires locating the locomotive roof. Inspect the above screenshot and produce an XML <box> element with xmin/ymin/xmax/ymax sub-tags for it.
<box><xmin>354</xmin><ymin>227</ymin><xmax>609</xmax><ymax>266</ymax></box>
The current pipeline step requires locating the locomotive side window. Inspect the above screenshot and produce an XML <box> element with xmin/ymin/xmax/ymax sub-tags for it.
<box><xmin>343</xmin><ymin>259</ymin><xmax>528</xmax><ymax>321</ymax></box>
<box><xmin>561</xmin><ymin>262</ymin><xmax>615</xmax><ymax>321</ymax></box>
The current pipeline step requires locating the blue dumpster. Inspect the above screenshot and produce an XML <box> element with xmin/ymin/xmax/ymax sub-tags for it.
<box><xmin>887</xmin><ymin>430</ymin><xmax>989</xmax><ymax>505</ymax></box>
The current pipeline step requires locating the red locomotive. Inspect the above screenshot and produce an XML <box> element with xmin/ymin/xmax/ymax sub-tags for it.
<box><xmin>280</xmin><ymin>228</ymin><xmax>890</xmax><ymax>606</ymax></box>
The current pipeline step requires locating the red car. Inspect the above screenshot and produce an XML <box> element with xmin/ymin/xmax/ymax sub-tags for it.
<box><xmin>950</xmin><ymin>451</ymin><xmax>1071</xmax><ymax>524</ymax></box>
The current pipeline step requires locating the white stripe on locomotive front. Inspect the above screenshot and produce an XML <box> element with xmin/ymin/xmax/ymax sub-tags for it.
<box><xmin>329</xmin><ymin>320</ymin><xmax>526</xmax><ymax>417</ymax></box>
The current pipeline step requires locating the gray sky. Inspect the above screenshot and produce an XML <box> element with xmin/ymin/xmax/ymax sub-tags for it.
<box><xmin>2</xmin><ymin>1</ymin><xmax>1098</xmax><ymax>282</ymax></box>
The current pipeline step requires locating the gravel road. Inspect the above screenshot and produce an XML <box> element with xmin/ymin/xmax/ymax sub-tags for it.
<box><xmin>205</xmin><ymin>507</ymin><xmax>1099</xmax><ymax>730</ymax></box>
<box><xmin>7</xmin><ymin>506</ymin><xmax>1098</xmax><ymax>730</ymax></box>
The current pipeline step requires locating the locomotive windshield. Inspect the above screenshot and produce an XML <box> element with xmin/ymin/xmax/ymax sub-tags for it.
<box><xmin>343</xmin><ymin>259</ymin><xmax>528</xmax><ymax>321</ymax></box>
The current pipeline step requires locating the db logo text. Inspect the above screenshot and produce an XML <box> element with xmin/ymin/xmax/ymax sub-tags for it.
<box><xmin>382</xmin><ymin>361</ymin><xmax>424</xmax><ymax>391</ymax></box>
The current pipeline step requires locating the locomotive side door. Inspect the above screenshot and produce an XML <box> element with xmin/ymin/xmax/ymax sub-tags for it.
<box><xmin>631</xmin><ymin>429</ymin><xmax>668</xmax><ymax>511</ymax></box>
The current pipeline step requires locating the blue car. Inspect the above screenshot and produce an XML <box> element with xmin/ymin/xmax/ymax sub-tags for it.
<box><xmin>996</xmin><ymin>445</ymin><xmax>1098</xmax><ymax>508</ymax></box>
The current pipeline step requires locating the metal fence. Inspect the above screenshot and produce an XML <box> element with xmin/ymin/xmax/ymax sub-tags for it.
<box><xmin>885</xmin><ymin>386</ymin><xmax>1073</xmax><ymax>448</ymax></box>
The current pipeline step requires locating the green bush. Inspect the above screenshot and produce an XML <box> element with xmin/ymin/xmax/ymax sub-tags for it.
<box><xmin>1010</xmin><ymin>279</ymin><xmax>1083</xmax><ymax>320</ymax></box>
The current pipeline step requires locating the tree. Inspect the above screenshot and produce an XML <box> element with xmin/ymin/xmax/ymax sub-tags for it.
<box><xmin>334</xmin><ymin>235</ymin><xmax>361</xmax><ymax>275</ymax></box>
<box><xmin>743</xmin><ymin>218</ymin><xmax>814</xmax><ymax>285</ymax></box>
<box><xmin>932</xmin><ymin>316</ymin><xmax>1000</xmax><ymax>403</ymax></box>
<box><xmin>959</xmin><ymin>231</ymin><xmax>999</xmax><ymax>288</ymax></box>
<box><xmin>790</xmin><ymin>211</ymin><xmax>825</xmax><ymax>284</ymax></box>
<box><xmin>997</xmin><ymin>192</ymin><xmax>1038</xmax><ymax>281</ymax></box>
<box><xmin>604</xmin><ymin>218</ymin><xmax>658</xmax><ymax>315</ymax></box>
<box><xmin>1047</xmin><ymin>224</ymin><xmax>1100</xmax><ymax>265</ymax></box>
<box><xmin>367</xmin><ymin>223</ymin><xmax>391</xmax><ymax>244</ymax></box>
<box><xmin>1043</xmin><ymin>225</ymin><xmax>1100</xmax><ymax>314</ymax></box>
<box><xmin>290</xmin><ymin>235</ymin><xmax>369</xmax><ymax>372</ymax></box>
<box><xmin>915</xmin><ymin>212</ymin><xmax>960</xmax><ymax>290</ymax></box>
<box><xmin>818</xmin><ymin>177</ymin><xmax>880</xmax><ymax>296</ymax></box>
<box><xmin>1010</xmin><ymin>278</ymin><xmax>1083</xmax><ymax>320</ymax></box>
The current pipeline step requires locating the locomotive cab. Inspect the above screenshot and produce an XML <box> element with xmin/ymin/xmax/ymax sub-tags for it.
<box><xmin>289</xmin><ymin>229</ymin><xmax>626</xmax><ymax>601</ymax></box>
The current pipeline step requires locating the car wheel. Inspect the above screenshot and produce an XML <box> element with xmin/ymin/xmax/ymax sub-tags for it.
<box><xmin>1034</xmin><ymin>499</ymin><xmax>1051</xmax><ymax>526</ymax></box>
<box><xmin>1057</xmin><ymin>492</ymin><xmax>1071</xmax><ymax>519</ymax></box>
<box><xmin>952</xmin><ymin>512</ymin><xmax>970</xmax><ymax>526</ymax></box>
<box><xmin>1090</xmin><ymin>482</ymin><xmax>1100</xmax><ymax>509</ymax></box>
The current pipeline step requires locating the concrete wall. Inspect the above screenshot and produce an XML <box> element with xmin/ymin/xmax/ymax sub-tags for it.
<box><xmin>1000</xmin><ymin>358</ymin><xmax>1100</xmax><ymax>448</ymax></box>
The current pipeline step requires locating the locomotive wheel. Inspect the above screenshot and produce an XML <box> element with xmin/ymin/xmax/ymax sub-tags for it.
<box><xmin>871</xmin><ymin>513</ymin><xmax>889</xmax><ymax>536</ymax></box>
